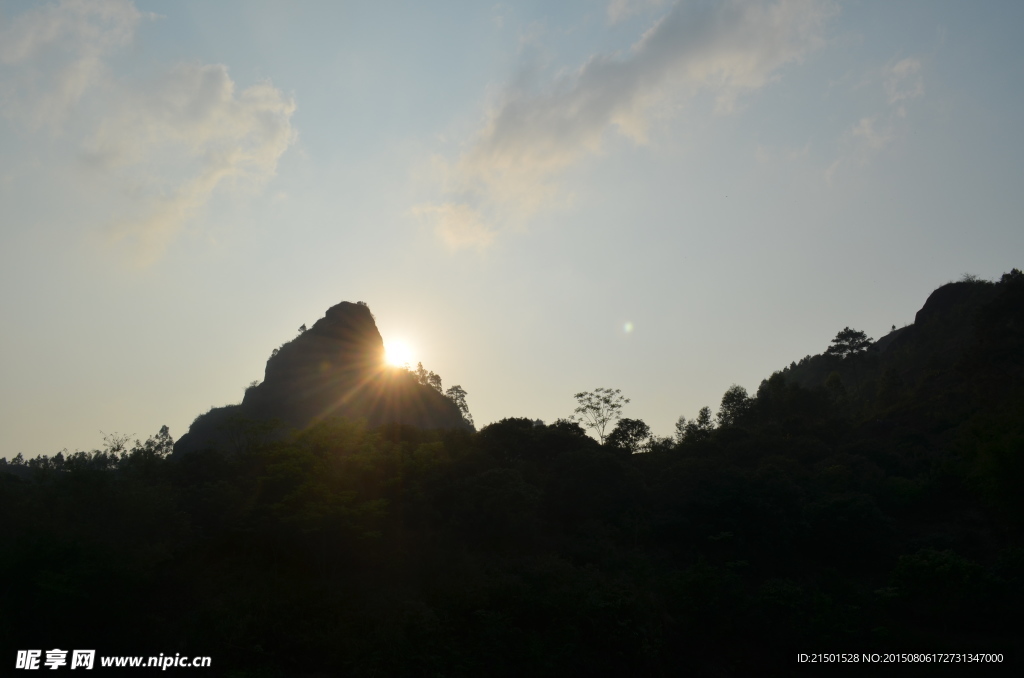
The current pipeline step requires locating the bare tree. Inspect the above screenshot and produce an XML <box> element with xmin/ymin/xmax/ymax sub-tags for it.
<box><xmin>571</xmin><ymin>388</ymin><xmax>629</xmax><ymax>444</ymax></box>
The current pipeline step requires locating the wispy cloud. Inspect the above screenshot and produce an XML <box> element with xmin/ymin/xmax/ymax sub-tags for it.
<box><xmin>0</xmin><ymin>0</ymin><xmax>145</xmax><ymax>130</ymax></box>
<box><xmin>884</xmin><ymin>57</ymin><xmax>923</xmax><ymax>113</ymax></box>
<box><xmin>87</xmin><ymin>62</ymin><xmax>297</xmax><ymax>261</ymax></box>
<box><xmin>412</xmin><ymin>202</ymin><xmax>496</xmax><ymax>252</ymax></box>
<box><xmin>827</xmin><ymin>56</ymin><xmax>924</xmax><ymax>182</ymax></box>
<box><xmin>0</xmin><ymin>0</ymin><xmax>296</xmax><ymax>263</ymax></box>
<box><xmin>850</xmin><ymin>116</ymin><xmax>892</xmax><ymax>151</ymax></box>
<box><xmin>416</xmin><ymin>0</ymin><xmax>833</xmax><ymax>249</ymax></box>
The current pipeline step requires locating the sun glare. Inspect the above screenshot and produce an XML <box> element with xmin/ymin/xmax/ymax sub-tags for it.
<box><xmin>384</xmin><ymin>340</ymin><xmax>413</xmax><ymax>367</ymax></box>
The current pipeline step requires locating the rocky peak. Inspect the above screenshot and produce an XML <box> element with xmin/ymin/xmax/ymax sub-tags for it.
<box><xmin>252</xmin><ymin>302</ymin><xmax>384</xmax><ymax>408</ymax></box>
<box><xmin>913</xmin><ymin>280</ymin><xmax>997</xmax><ymax>327</ymax></box>
<box><xmin>174</xmin><ymin>301</ymin><xmax>469</xmax><ymax>455</ymax></box>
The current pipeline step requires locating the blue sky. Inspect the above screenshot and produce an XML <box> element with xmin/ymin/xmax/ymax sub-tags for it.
<box><xmin>1</xmin><ymin>0</ymin><xmax>1022</xmax><ymax>456</ymax></box>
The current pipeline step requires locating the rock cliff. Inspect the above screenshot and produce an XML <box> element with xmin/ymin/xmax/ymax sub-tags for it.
<box><xmin>174</xmin><ymin>301</ymin><xmax>469</xmax><ymax>455</ymax></box>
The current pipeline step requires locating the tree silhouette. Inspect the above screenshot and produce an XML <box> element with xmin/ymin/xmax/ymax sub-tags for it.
<box><xmin>825</xmin><ymin>327</ymin><xmax>873</xmax><ymax>359</ymax></box>
<box><xmin>606</xmin><ymin>418</ymin><xmax>651</xmax><ymax>454</ymax></box>
<box><xmin>445</xmin><ymin>385</ymin><xmax>474</xmax><ymax>427</ymax></box>
<box><xmin>7</xmin><ymin>271</ymin><xmax>1024</xmax><ymax>676</ymax></box>
<box><xmin>677</xmin><ymin>406</ymin><xmax>714</xmax><ymax>443</ymax></box>
<box><xmin>414</xmin><ymin>362</ymin><xmax>443</xmax><ymax>393</ymax></box>
<box><xmin>716</xmin><ymin>385</ymin><xmax>752</xmax><ymax>428</ymax></box>
<box><xmin>571</xmin><ymin>388</ymin><xmax>629</xmax><ymax>444</ymax></box>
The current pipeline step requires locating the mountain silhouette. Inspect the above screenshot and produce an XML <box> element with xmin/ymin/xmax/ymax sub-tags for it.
<box><xmin>774</xmin><ymin>270</ymin><xmax>1024</xmax><ymax>402</ymax></box>
<box><xmin>173</xmin><ymin>301</ymin><xmax>469</xmax><ymax>455</ymax></box>
<box><xmin>5</xmin><ymin>273</ymin><xmax>1024</xmax><ymax>675</ymax></box>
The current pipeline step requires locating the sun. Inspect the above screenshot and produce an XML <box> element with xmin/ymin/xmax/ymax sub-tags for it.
<box><xmin>384</xmin><ymin>340</ymin><xmax>414</xmax><ymax>367</ymax></box>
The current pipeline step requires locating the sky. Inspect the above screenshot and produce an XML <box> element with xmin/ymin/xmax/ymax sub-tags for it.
<box><xmin>1</xmin><ymin>0</ymin><xmax>1022</xmax><ymax>457</ymax></box>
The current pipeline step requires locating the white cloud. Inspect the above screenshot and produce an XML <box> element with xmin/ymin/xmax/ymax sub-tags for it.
<box><xmin>0</xmin><ymin>0</ymin><xmax>296</xmax><ymax>262</ymax></box>
<box><xmin>885</xmin><ymin>57</ymin><xmax>923</xmax><ymax>107</ymax></box>
<box><xmin>885</xmin><ymin>57</ymin><xmax>924</xmax><ymax>121</ymax></box>
<box><xmin>0</xmin><ymin>0</ymin><xmax>146</xmax><ymax>130</ymax></box>
<box><xmin>87</xmin><ymin>62</ymin><xmax>297</xmax><ymax>261</ymax></box>
<box><xmin>850</xmin><ymin>116</ymin><xmax>891</xmax><ymax>151</ymax></box>
<box><xmin>412</xmin><ymin>202</ymin><xmax>496</xmax><ymax>252</ymax></box>
<box><xmin>828</xmin><ymin>55</ymin><xmax>924</xmax><ymax>180</ymax></box>
<box><xmin>416</xmin><ymin>0</ymin><xmax>833</xmax><ymax>248</ymax></box>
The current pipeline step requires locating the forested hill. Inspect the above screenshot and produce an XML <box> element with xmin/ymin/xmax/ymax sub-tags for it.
<box><xmin>775</xmin><ymin>270</ymin><xmax>1023</xmax><ymax>409</ymax></box>
<box><xmin>1</xmin><ymin>272</ymin><xmax>1022</xmax><ymax>676</ymax></box>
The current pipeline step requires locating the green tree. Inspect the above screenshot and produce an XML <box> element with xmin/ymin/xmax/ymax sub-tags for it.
<box><xmin>716</xmin><ymin>385</ymin><xmax>752</xmax><ymax>428</ymax></box>
<box><xmin>1000</xmin><ymin>267</ymin><xmax>1022</xmax><ymax>283</ymax></box>
<box><xmin>673</xmin><ymin>415</ymin><xmax>687</xmax><ymax>444</ymax></box>
<box><xmin>445</xmin><ymin>385</ymin><xmax>474</xmax><ymax>427</ymax></box>
<box><xmin>571</xmin><ymin>388</ymin><xmax>629</xmax><ymax>444</ymax></box>
<box><xmin>606</xmin><ymin>418</ymin><xmax>651</xmax><ymax>454</ymax></box>
<box><xmin>414</xmin><ymin>362</ymin><xmax>443</xmax><ymax>393</ymax></box>
<box><xmin>677</xmin><ymin>406</ymin><xmax>714</xmax><ymax>443</ymax></box>
<box><xmin>825</xmin><ymin>327</ymin><xmax>873</xmax><ymax>359</ymax></box>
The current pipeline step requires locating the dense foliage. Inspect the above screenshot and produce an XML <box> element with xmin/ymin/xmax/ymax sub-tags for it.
<box><xmin>2</xmin><ymin>272</ymin><xmax>1023</xmax><ymax>676</ymax></box>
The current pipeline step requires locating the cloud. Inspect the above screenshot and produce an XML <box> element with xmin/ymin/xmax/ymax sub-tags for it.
<box><xmin>0</xmin><ymin>0</ymin><xmax>296</xmax><ymax>262</ymax></box>
<box><xmin>412</xmin><ymin>202</ymin><xmax>496</xmax><ymax>252</ymax></box>
<box><xmin>0</xmin><ymin>0</ymin><xmax>146</xmax><ymax>130</ymax></box>
<box><xmin>88</xmin><ymin>62</ymin><xmax>297</xmax><ymax>261</ymax></box>
<box><xmin>884</xmin><ymin>57</ymin><xmax>923</xmax><ymax>119</ymax></box>
<box><xmin>827</xmin><ymin>56</ymin><xmax>924</xmax><ymax>181</ymax></box>
<box><xmin>416</xmin><ymin>0</ymin><xmax>833</xmax><ymax>248</ymax></box>
<box><xmin>850</xmin><ymin>116</ymin><xmax>891</xmax><ymax>151</ymax></box>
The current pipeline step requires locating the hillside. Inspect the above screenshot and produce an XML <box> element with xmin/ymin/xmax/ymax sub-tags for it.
<box><xmin>777</xmin><ymin>270</ymin><xmax>1023</xmax><ymax>410</ymax></box>
<box><xmin>2</xmin><ymin>273</ymin><xmax>1022</xmax><ymax>676</ymax></box>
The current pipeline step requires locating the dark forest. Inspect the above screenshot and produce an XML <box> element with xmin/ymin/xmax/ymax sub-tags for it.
<box><xmin>3</xmin><ymin>270</ymin><xmax>1023</xmax><ymax>676</ymax></box>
